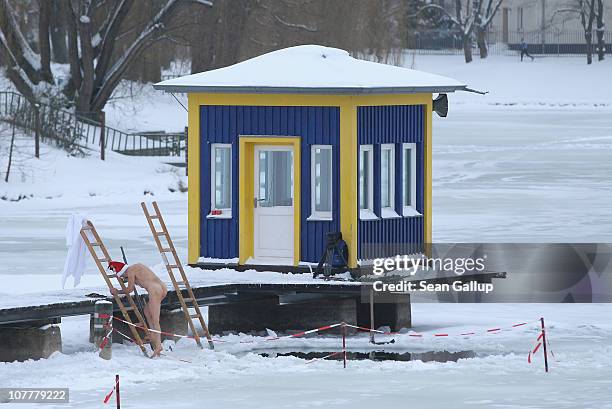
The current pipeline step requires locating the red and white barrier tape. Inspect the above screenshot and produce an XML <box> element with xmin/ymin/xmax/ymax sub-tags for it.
<box><xmin>102</xmin><ymin>378</ymin><xmax>118</xmax><ymax>404</ymax></box>
<box><xmin>98</xmin><ymin>315</ymin><xmax>113</xmax><ymax>351</ymax></box>
<box><xmin>305</xmin><ymin>351</ymin><xmax>344</xmax><ymax>365</ymax></box>
<box><xmin>102</xmin><ymin>315</ymin><xmax>539</xmax><ymax>345</ymax></box>
<box><xmin>265</xmin><ymin>323</ymin><xmax>343</xmax><ymax>342</ymax></box>
<box><xmin>97</xmin><ymin>312</ymin><xmax>553</xmax><ymax>368</ymax></box>
<box><xmin>214</xmin><ymin>323</ymin><xmax>344</xmax><ymax>345</ymax></box>
<box><xmin>110</xmin><ymin>315</ymin><xmax>197</xmax><ymax>340</ymax></box>
<box><xmin>112</xmin><ymin>327</ymin><xmax>137</xmax><ymax>344</ymax></box>
<box><xmin>527</xmin><ymin>332</ymin><xmax>544</xmax><ymax>363</ymax></box>
<box><xmin>99</xmin><ymin>327</ymin><xmax>113</xmax><ymax>350</ymax></box>
<box><xmin>344</xmin><ymin>320</ymin><xmax>536</xmax><ymax>339</ymax></box>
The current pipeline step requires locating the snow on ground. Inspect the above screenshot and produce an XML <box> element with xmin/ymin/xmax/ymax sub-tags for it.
<box><xmin>102</xmin><ymin>80</ymin><xmax>187</xmax><ymax>133</ymax></box>
<box><xmin>0</xmin><ymin>127</ymin><xmax>187</xmax><ymax>203</ymax></box>
<box><xmin>411</xmin><ymin>54</ymin><xmax>612</xmax><ymax>107</ymax></box>
<box><xmin>1</xmin><ymin>55</ymin><xmax>612</xmax><ymax>408</ymax></box>
<box><xmin>2</xmin><ymin>304</ymin><xmax>612</xmax><ymax>408</ymax></box>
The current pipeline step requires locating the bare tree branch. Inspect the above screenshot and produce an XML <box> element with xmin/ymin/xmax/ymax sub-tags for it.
<box><xmin>409</xmin><ymin>4</ymin><xmax>461</xmax><ymax>27</ymax></box>
<box><xmin>480</xmin><ymin>0</ymin><xmax>504</xmax><ymax>28</ymax></box>
<box><xmin>92</xmin><ymin>0</ymin><xmax>211</xmax><ymax>110</ymax></box>
<box><xmin>273</xmin><ymin>13</ymin><xmax>318</xmax><ymax>32</ymax></box>
<box><xmin>0</xmin><ymin>33</ymin><xmax>37</xmax><ymax>101</ymax></box>
<box><xmin>0</xmin><ymin>0</ymin><xmax>44</xmax><ymax>84</ymax></box>
<box><xmin>93</xmin><ymin>0</ymin><xmax>134</xmax><ymax>92</ymax></box>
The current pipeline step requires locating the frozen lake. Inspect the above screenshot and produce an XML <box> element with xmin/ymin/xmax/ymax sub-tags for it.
<box><xmin>1</xmin><ymin>107</ymin><xmax>611</xmax><ymax>281</ymax></box>
<box><xmin>2</xmin><ymin>303</ymin><xmax>611</xmax><ymax>409</ymax></box>
<box><xmin>433</xmin><ymin>107</ymin><xmax>612</xmax><ymax>242</ymax></box>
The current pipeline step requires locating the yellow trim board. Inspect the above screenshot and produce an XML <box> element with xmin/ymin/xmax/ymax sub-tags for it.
<box><xmin>238</xmin><ymin>136</ymin><xmax>301</xmax><ymax>266</ymax></box>
<box><xmin>187</xmin><ymin>95</ymin><xmax>200</xmax><ymax>264</ymax></box>
<box><xmin>339</xmin><ymin>100</ymin><xmax>358</xmax><ymax>268</ymax></box>
<box><xmin>424</xmin><ymin>97</ymin><xmax>433</xmax><ymax>246</ymax></box>
<box><xmin>189</xmin><ymin>93</ymin><xmax>430</xmax><ymax>108</ymax></box>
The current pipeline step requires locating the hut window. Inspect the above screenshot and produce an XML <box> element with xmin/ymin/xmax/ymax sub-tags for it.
<box><xmin>210</xmin><ymin>144</ymin><xmax>232</xmax><ymax>217</ymax></box>
<box><xmin>310</xmin><ymin>145</ymin><xmax>332</xmax><ymax>220</ymax></box>
<box><xmin>380</xmin><ymin>144</ymin><xmax>399</xmax><ymax>218</ymax></box>
<box><xmin>359</xmin><ymin>145</ymin><xmax>376</xmax><ymax>219</ymax></box>
<box><xmin>402</xmin><ymin>143</ymin><xmax>419</xmax><ymax>217</ymax></box>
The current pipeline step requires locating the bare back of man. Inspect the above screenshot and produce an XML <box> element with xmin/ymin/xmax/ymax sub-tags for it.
<box><xmin>110</xmin><ymin>263</ymin><xmax>168</xmax><ymax>357</ymax></box>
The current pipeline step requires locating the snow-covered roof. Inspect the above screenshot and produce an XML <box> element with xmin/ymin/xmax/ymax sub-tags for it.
<box><xmin>154</xmin><ymin>45</ymin><xmax>467</xmax><ymax>95</ymax></box>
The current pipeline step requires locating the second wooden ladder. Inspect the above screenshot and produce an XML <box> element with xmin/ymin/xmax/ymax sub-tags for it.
<box><xmin>141</xmin><ymin>201</ymin><xmax>214</xmax><ymax>349</ymax></box>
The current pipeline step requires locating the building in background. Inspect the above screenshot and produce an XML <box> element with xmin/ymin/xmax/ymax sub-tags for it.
<box><xmin>413</xmin><ymin>0</ymin><xmax>610</xmax><ymax>56</ymax></box>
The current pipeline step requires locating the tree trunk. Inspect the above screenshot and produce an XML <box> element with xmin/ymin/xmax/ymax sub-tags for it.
<box><xmin>62</xmin><ymin>0</ymin><xmax>81</xmax><ymax>99</ymax></box>
<box><xmin>477</xmin><ymin>28</ymin><xmax>488</xmax><ymax>59</ymax></box>
<box><xmin>191</xmin><ymin>0</ymin><xmax>250</xmax><ymax>73</ymax></box>
<box><xmin>37</xmin><ymin>0</ymin><xmax>53</xmax><ymax>82</ymax></box>
<box><xmin>77</xmin><ymin>17</ymin><xmax>95</xmax><ymax>113</ymax></box>
<box><xmin>585</xmin><ymin>31</ymin><xmax>593</xmax><ymax>64</ymax></box>
<box><xmin>50</xmin><ymin>1</ymin><xmax>68</xmax><ymax>63</ymax></box>
<box><xmin>596</xmin><ymin>0</ymin><xmax>605</xmax><ymax>61</ymax></box>
<box><xmin>463</xmin><ymin>34</ymin><xmax>473</xmax><ymax>63</ymax></box>
<box><xmin>5</xmin><ymin>121</ymin><xmax>16</xmax><ymax>183</ymax></box>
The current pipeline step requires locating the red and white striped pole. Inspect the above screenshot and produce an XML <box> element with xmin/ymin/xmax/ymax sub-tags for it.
<box><xmin>540</xmin><ymin>318</ymin><xmax>549</xmax><ymax>373</ymax></box>
<box><xmin>115</xmin><ymin>374</ymin><xmax>121</xmax><ymax>409</ymax></box>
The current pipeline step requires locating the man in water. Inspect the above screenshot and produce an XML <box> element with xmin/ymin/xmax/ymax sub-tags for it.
<box><xmin>108</xmin><ymin>261</ymin><xmax>168</xmax><ymax>357</ymax></box>
<box><xmin>520</xmin><ymin>38</ymin><xmax>534</xmax><ymax>61</ymax></box>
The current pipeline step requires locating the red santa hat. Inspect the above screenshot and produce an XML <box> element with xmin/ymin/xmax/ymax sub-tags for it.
<box><xmin>108</xmin><ymin>261</ymin><xmax>127</xmax><ymax>275</ymax></box>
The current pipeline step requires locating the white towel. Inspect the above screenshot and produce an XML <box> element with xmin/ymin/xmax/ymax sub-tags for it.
<box><xmin>61</xmin><ymin>214</ymin><xmax>89</xmax><ymax>288</ymax></box>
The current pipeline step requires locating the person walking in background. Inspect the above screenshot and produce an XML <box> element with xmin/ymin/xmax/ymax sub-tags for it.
<box><xmin>520</xmin><ymin>38</ymin><xmax>534</xmax><ymax>61</ymax></box>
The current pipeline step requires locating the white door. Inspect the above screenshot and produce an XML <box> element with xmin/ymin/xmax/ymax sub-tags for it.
<box><xmin>253</xmin><ymin>146</ymin><xmax>294</xmax><ymax>263</ymax></box>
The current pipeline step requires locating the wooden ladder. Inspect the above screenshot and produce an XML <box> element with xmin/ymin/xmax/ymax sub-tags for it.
<box><xmin>141</xmin><ymin>201</ymin><xmax>215</xmax><ymax>350</ymax></box>
<box><xmin>80</xmin><ymin>221</ymin><xmax>151</xmax><ymax>357</ymax></box>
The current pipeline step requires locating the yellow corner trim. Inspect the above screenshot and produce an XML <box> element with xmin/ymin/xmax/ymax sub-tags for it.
<box><xmin>339</xmin><ymin>101</ymin><xmax>358</xmax><ymax>268</ymax></box>
<box><xmin>424</xmin><ymin>98</ymin><xmax>433</xmax><ymax>246</ymax></box>
<box><xmin>187</xmin><ymin>95</ymin><xmax>200</xmax><ymax>264</ymax></box>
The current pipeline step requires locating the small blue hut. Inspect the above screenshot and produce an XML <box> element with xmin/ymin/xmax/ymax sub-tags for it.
<box><xmin>154</xmin><ymin>45</ymin><xmax>467</xmax><ymax>271</ymax></box>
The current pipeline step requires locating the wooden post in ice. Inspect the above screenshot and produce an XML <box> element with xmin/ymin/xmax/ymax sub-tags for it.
<box><xmin>34</xmin><ymin>103</ymin><xmax>40</xmax><ymax>159</ymax></box>
<box><xmin>540</xmin><ymin>317</ymin><xmax>549</xmax><ymax>373</ymax></box>
<box><xmin>369</xmin><ymin>289</ymin><xmax>375</xmax><ymax>344</ymax></box>
<box><xmin>94</xmin><ymin>300</ymin><xmax>113</xmax><ymax>360</ymax></box>
<box><xmin>342</xmin><ymin>322</ymin><xmax>347</xmax><ymax>369</ymax></box>
<box><xmin>115</xmin><ymin>374</ymin><xmax>121</xmax><ymax>409</ymax></box>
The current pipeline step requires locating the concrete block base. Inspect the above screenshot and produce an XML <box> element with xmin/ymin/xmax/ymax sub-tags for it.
<box><xmin>0</xmin><ymin>320</ymin><xmax>62</xmax><ymax>362</ymax></box>
<box><xmin>208</xmin><ymin>298</ymin><xmax>357</xmax><ymax>335</ymax></box>
<box><xmin>356</xmin><ymin>293</ymin><xmax>411</xmax><ymax>331</ymax></box>
<box><xmin>159</xmin><ymin>309</ymin><xmax>188</xmax><ymax>342</ymax></box>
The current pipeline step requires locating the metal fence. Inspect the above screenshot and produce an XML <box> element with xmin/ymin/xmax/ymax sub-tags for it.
<box><xmin>0</xmin><ymin>91</ymin><xmax>185</xmax><ymax>157</ymax></box>
<box><xmin>407</xmin><ymin>29</ymin><xmax>612</xmax><ymax>57</ymax></box>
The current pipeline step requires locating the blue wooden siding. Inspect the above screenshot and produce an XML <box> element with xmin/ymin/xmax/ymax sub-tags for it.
<box><xmin>200</xmin><ymin>105</ymin><xmax>340</xmax><ymax>262</ymax></box>
<box><xmin>357</xmin><ymin>105</ymin><xmax>425</xmax><ymax>260</ymax></box>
